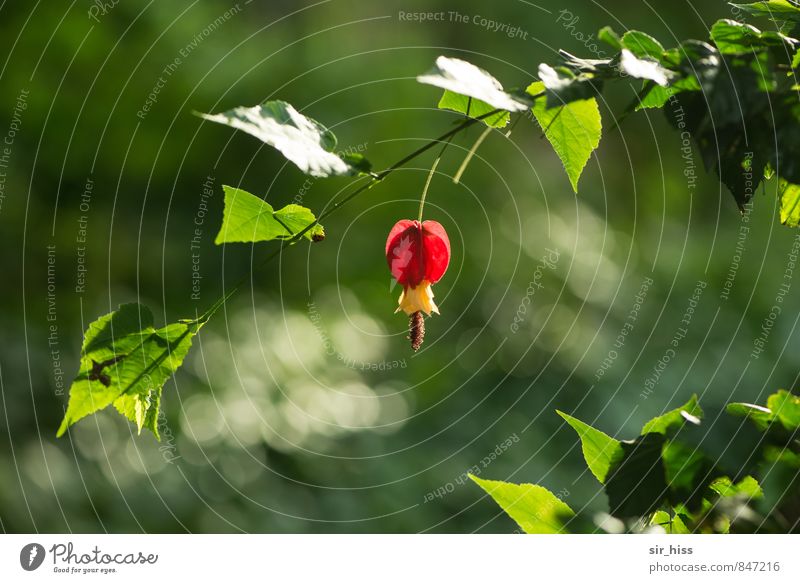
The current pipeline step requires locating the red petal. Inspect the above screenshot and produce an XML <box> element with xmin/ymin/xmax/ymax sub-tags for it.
<box><xmin>421</xmin><ymin>220</ymin><xmax>450</xmax><ymax>284</ymax></box>
<box><xmin>385</xmin><ymin>219</ymin><xmax>451</xmax><ymax>286</ymax></box>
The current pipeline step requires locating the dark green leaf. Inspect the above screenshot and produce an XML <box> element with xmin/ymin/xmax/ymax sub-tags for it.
<box><xmin>726</xmin><ymin>401</ymin><xmax>774</xmax><ymax>430</ymax></box>
<box><xmin>662</xmin><ymin>440</ymin><xmax>711</xmax><ymax>509</ymax></box>
<box><xmin>57</xmin><ymin>304</ymin><xmax>204</xmax><ymax>439</ymax></box>
<box><xmin>557</xmin><ymin>410</ymin><xmax>623</xmax><ymax>484</ymax></box>
<box><xmin>605</xmin><ymin>433</ymin><xmax>669</xmax><ymax>518</ymax></box>
<box><xmin>470</xmin><ymin>475</ymin><xmax>574</xmax><ymax>534</ymax></box>
<box><xmin>340</xmin><ymin>153</ymin><xmax>372</xmax><ymax>175</ymax></box>
<box><xmin>215</xmin><ymin>185</ymin><xmax>324</xmax><ymax>245</ymax></box>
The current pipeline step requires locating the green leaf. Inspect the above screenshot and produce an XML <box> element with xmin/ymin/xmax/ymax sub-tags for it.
<box><xmin>620</xmin><ymin>49</ymin><xmax>673</xmax><ymax>86</ymax></box>
<box><xmin>779</xmin><ymin>180</ymin><xmax>800</xmax><ymax>226</ymax></box>
<box><xmin>339</xmin><ymin>153</ymin><xmax>372</xmax><ymax>175</ymax></box>
<box><xmin>527</xmin><ymin>81</ymin><xmax>602</xmax><ymax>192</ymax></box>
<box><xmin>711</xmin><ymin>18</ymin><xmax>797</xmax><ymax>54</ymax></box>
<box><xmin>726</xmin><ymin>401</ymin><xmax>774</xmax><ymax>430</ymax></box>
<box><xmin>605</xmin><ymin>433</ymin><xmax>669</xmax><ymax>518</ymax></box>
<box><xmin>215</xmin><ymin>185</ymin><xmax>324</xmax><ymax>245</ymax></box>
<box><xmin>730</xmin><ymin>1</ymin><xmax>800</xmax><ymax>22</ymax></box>
<box><xmin>437</xmin><ymin>90</ymin><xmax>510</xmax><ymax>128</ymax></box>
<box><xmin>57</xmin><ymin>304</ymin><xmax>205</xmax><ymax>439</ymax></box>
<box><xmin>651</xmin><ymin>509</ymin><xmax>692</xmax><ymax>533</ymax></box>
<box><xmin>621</xmin><ymin>30</ymin><xmax>665</xmax><ymax>59</ymax></box>
<box><xmin>641</xmin><ymin>395</ymin><xmax>703</xmax><ymax>436</ymax></box>
<box><xmin>598</xmin><ymin>26</ymin><xmax>622</xmax><ymax>50</ymax></box>
<box><xmin>198</xmin><ymin>100</ymin><xmax>362</xmax><ymax>178</ymax></box>
<box><xmin>726</xmin><ymin>389</ymin><xmax>799</xmax><ymax>431</ymax></box>
<box><xmin>537</xmin><ymin>63</ymin><xmax>602</xmax><ymax>107</ymax></box>
<box><xmin>662</xmin><ymin>440</ymin><xmax>710</xmax><ymax>509</ymax></box>
<box><xmin>470</xmin><ymin>475</ymin><xmax>574</xmax><ymax>534</ymax></box>
<box><xmin>709</xmin><ymin>475</ymin><xmax>763</xmax><ymax>498</ymax></box>
<box><xmin>712</xmin><ymin>19</ymin><xmax>764</xmax><ymax>53</ymax></box>
<box><xmin>767</xmin><ymin>389</ymin><xmax>800</xmax><ymax>429</ymax></box>
<box><xmin>417</xmin><ymin>56</ymin><xmax>530</xmax><ymax>112</ymax></box>
<box><xmin>556</xmin><ymin>410</ymin><xmax>623</xmax><ymax>483</ymax></box>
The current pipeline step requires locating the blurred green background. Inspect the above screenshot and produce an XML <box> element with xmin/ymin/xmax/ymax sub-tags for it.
<box><xmin>1</xmin><ymin>0</ymin><xmax>798</xmax><ymax>533</ymax></box>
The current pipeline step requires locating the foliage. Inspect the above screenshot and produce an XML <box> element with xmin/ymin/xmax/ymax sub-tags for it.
<box><xmin>57</xmin><ymin>303</ymin><xmax>207</xmax><ymax>439</ymax></box>
<box><xmin>473</xmin><ymin>390</ymin><xmax>800</xmax><ymax>533</ymax></box>
<box><xmin>215</xmin><ymin>186</ymin><xmax>325</xmax><ymax>245</ymax></box>
<box><xmin>197</xmin><ymin>100</ymin><xmax>369</xmax><ymax>178</ymax></box>
<box><xmin>527</xmin><ymin>81</ymin><xmax>602</xmax><ymax>192</ymax></box>
<box><xmin>534</xmin><ymin>2</ymin><xmax>800</xmax><ymax>213</ymax></box>
<box><xmin>470</xmin><ymin>475</ymin><xmax>575</xmax><ymax>534</ymax></box>
<box><xmin>56</xmin><ymin>5</ymin><xmax>800</xmax><ymax>540</ymax></box>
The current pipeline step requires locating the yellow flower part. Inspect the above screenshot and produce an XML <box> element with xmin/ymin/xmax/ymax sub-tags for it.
<box><xmin>396</xmin><ymin>280</ymin><xmax>439</xmax><ymax>316</ymax></box>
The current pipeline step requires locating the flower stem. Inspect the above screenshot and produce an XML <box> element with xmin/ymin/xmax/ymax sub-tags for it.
<box><xmin>453</xmin><ymin>124</ymin><xmax>493</xmax><ymax>185</ymax></box>
<box><xmin>418</xmin><ymin>136</ymin><xmax>452</xmax><ymax>222</ymax></box>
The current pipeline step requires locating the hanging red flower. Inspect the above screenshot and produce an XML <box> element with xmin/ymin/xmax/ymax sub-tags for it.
<box><xmin>385</xmin><ymin>219</ymin><xmax>451</xmax><ymax>350</ymax></box>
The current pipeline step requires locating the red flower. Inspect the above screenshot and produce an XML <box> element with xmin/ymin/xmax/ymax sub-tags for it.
<box><xmin>385</xmin><ymin>219</ymin><xmax>451</xmax><ymax>318</ymax></box>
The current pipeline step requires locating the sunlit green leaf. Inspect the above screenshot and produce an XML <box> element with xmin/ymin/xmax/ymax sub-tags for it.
<box><xmin>641</xmin><ymin>394</ymin><xmax>703</xmax><ymax>436</ymax></box>
<box><xmin>198</xmin><ymin>100</ymin><xmax>360</xmax><ymax>178</ymax></box>
<box><xmin>417</xmin><ymin>56</ymin><xmax>530</xmax><ymax>112</ymax></box>
<box><xmin>712</xmin><ymin>18</ymin><xmax>797</xmax><ymax>54</ymax></box>
<box><xmin>598</xmin><ymin>26</ymin><xmax>622</xmax><ymax>50</ymax></box>
<box><xmin>651</xmin><ymin>509</ymin><xmax>692</xmax><ymax>533</ymax></box>
<box><xmin>709</xmin><ymin>475</ymin><xmax>763</xmax><ymax>498</ymax></box>
<box><xmin>767</xmin><ymin>389</ymin><xmax>800</xmax><ymax>429</ymax></box>
<box><xmin>528</xmin><ymin>81</ymin><xmax>602</xmax><ymax>192</ymax></box>
<box><xmin>620</xmin><ymin>49</ymin><xmax>673</xmax><ymax>86</ymax></box>
<box><xmin>779</xmin><ymin>180</ymin><xmax>800</xmax><ymax>226</ymax></box>
<box><xmin>730</xmin><ymin>1</ymin><xmax>800</xmax><ymax>22</ymax></box>
<box><xmin>215</xmin><ymin>185</ymin><xmax>324</xmax><ymax>245</ymax></box>
<box><xmin>556</xmin><ymin>410</ymin><xmax>622</xmax><ymax>484</ymax></box>
<box><xmin>713</xmin><ymin>19</ymin><xmax>764</xmax><ymax>53</ymax></box>
<box><xmin>621</xmin><ymin>30</ymin><xmax>665</xmax><ymax>59</ymax></box>
<box><xmin>470</xmin><ymin>475</ymin><xmax>574</xmax><ymax>534</ymax></box>
<box><xmin>437</xmin><ymin>90</ymin><xmax>510</xmax><ymax>128</ymax></box>
<box><xmin>57</xmin><ymin>303</ymin><xmax>205</xmax><ymax>439</ymax></box>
